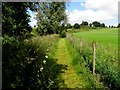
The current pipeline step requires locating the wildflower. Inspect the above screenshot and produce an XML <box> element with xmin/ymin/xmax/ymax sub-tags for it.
<box><xmin>30</xmin><ymin>58</ymin><xmax>35</xmax><ymax>61</ymax></box>
<box><xmin>46</xmin><ymin>49</ymin><xmax>49</xmax><ymax>52</ymax></box>
<box><xmin>21</xmin><ymin>63</ymin><xmax>23</xmax><ymax>66</ymax></box>
<box><xmin>38</xmin><ymin>70</ymin><xmax>39</xmax><ymax>73</ymax></box>
<box><xmin>37</xmin><ymin>75</ymin><xmax>39</xmax><ymax>77</ymax></box>
<box><xmin>40</xmin><ymin>67</ymin><xmax>44</xmax><ymax>72</ymax></box>
<box><xmin>45</xmin><ymin>55</ymin><xmax>48</xmax><ymax>58</ymax></box>
<box><xmin>34</xmin><ymin>51</ymin><xmax>36</xmax><ymax>53</ymax></box>
<box><xmin>43</xmin><ymin>60</ymin><xmax>46</xmax><ymax>64</ymax></box>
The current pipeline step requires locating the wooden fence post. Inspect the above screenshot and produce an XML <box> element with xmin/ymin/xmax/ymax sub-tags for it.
<box><xmin>80</xmin><ymin>40</ymin><xmax>83</xmax><ymax>53</ymax></box>
<box><xmin>92</xmin><ymin>42</ymin><xmax>96</xmax><ymax>75</ymax></box>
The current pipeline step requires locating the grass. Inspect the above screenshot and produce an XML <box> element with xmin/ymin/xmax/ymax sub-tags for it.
<box><xmin>49</xmin><ymin>37</ymin><xmax>104</xmax><ymax>88</ymax></box>
<box><xmin>73</xmin><ymin>28</ymin><xmax>118</xmax><ymax>47</ymax></box>
<box><xmin>53</xmin><ymin>38</ymin><xmax>84</xmax><ymax>88</ymax></box>
<box><xmin>67</xmin><ymin>28</ymin><xmax>119</xmax><ymax>89</ymax></box>
<box><xmin>66</xmin><ymin>36</ymin><xmax>104</xmax><ymax>88</ymax></box>
<box><xmin>18</xmin><ymin>28</ymin><xmax>118</xmax><ymax>88</ymax></box>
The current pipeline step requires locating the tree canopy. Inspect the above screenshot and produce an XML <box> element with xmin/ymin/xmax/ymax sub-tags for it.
<box><xmin>100</xmin><ymin>23</ymin><xmax>105</xmax><ymax>27</ymax></box>
<box><xmin>118</xmin><ymin>23</ymin><xmax>120</xmax><ymax>28</ymax></box>
<box><xmin>92</xmin><ymin>21</ymin><xmax>101</xmax><ymax>27</ymax></box>
<box><xmin>66</xmin><ymin>23</ymin><xmax>72</xmax><ymax>29</ymax></box>
<box><xmin>36</xmin><ymin>2</ymin><xmax>67</xmax><ymax>35</ymax></box>
<box><xmin>81</xmin><ymin>21</ymin><xmax>88</xmax><ymax>26</ymax></box>
<box><xmin>2</xmin><ymin>2</ymin><xmax>38</xmax><ymax>39</ymax></box>
<box><xmin>73</xmin><ymin>23</ymin><xmax>80</xmax><ymax>29</ymax></box>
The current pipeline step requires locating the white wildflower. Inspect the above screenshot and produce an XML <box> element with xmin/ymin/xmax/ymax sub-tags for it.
<box><xmin>30</xmin><ymin>58</ymin><xmax>35</xmax><ymax>61</ymax></box>
<box><xmin>45</xmin><ymin>55</ymin><xmax>48</xmax><ymax>58</ymax></box>
<box><xmin>40</xmin><ymin>67</ymin><xmax>44</xmax><ymax>72</ymax></box>
<box><xmin>43</xmin><ymin>60</ymin><xmax>46</xmax><ymax>64</ymax></box>
<box><xmin>46</xmin><ymin>49</ymin><xmax>49</xmax><ymax>52</ymax></box>
<box><xmin>37</xmin><ymin>48</ymin><xmax>39</xmax><ymax>51</ymax></box>
<box><xmin>37</xmin><ymin>75</ymin><xmax>39</xmax><ymax>77</ymax></box>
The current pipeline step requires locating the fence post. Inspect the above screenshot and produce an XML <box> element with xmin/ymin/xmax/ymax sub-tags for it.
<box><xmin>92</xmin><ymin>42</ymin><xmax>96</xmax><ymax>75</ymax></box>
<box><xmin>80</xmin><ymin>40</ymin><xmax>83</xmax><ymax>53</ymax></box>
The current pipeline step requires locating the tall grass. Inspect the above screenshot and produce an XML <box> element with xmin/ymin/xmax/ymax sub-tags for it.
<box><xmin>66</xmin><ymin>34</ymin><xmax>104</xmax><ymax>88</ymax></box>
<box><xmin>2</xmin><ymin>34</ymin><xmax>67</xmax><ymax>89</ymax></box>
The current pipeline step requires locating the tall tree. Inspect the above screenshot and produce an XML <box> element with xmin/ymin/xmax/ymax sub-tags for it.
<box><xmin>2</xmin><ymin>2</ymin><xmax>38</xmax><ymax>39</ymax></box>
<box><xmin>2</xmin><ymin>2</ymin><xmax>38</xmax><ymax>88</ymax></box>
<box><xmin>66</xmin><ymin>23</ymin><xmax>72</xmax><ymax>29</ymax></box>
<box><xmin>92</xmin><ymin>21</ymin><xmax>101</xmax><ymax>27</ymax></box>
<box><xmin>81</xmin><ymin>21</ymin><xmax>88</xmax><ymax>26</ymax></box>
<box><xmin>36</xmin><ymin>2</ymin><xmax>67</xmax><ymax>35</ymax></box>
<box><xmin>89</xmin><ymin>23</ymin><xmax>92</xmax><ymax>27</ymax></box>
<box><xmin>73</xmin><ymin>23</ymin><xmax>80</xmax><ymax>29</ymax></box>
<box><xmin>118</xmin><ymin>23</ymin><xmax>120</xmax><ymax>28</ymax></box>
<box><xmin>100</xmin><ymin>23</ymin><xmax>105</xmax><ymax>27</ymax></box>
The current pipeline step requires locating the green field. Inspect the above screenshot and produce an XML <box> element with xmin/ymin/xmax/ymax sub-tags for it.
<box><xmin>73</xmin><ymin>28</ymin><xmax>118</xmax><ymax>47</ymax></box>
<box><xmin>66</xmin><ymin>28</ymin><xmax>119</xmax><ymax>89</ymax></box>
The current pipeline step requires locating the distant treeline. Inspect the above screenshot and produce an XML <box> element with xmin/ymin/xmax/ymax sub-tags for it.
<box><xmin>66</xmin><ymin>21</ymin><xmax>119</xmax><ymax>29</ymax></box>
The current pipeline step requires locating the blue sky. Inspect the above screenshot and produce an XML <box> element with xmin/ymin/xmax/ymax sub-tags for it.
<box><xmin>29</xmin><ymin>0</ymin><xmax>119</xmax><ymax>27</ymax></box>
<box><xmin>66</xmin><ymin>2</ymin><xmax>85</xmax><ymax>11</ymax></box>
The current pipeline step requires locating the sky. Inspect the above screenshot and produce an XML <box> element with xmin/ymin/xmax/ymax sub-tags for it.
<box><xmin>29</xmin><ymin>0</ymin><xmax>119</xmax><ymax>27</ymax></box>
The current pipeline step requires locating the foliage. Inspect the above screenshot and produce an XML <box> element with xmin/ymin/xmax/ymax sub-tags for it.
<box><xmin>36</xmin><ymin>2</ymin><xmax>67</xmax><ymax>35</ymax></box>
<box><xmin>66</xmin><ymin>23</ymin><xmax>72</xmax><ymax>29</ymax></box>
<box><xmin>59</xmin><ymin>30</ymin><xmax>66</xmax><ymax>38</ymax></box>
<box><xmin>92</xmin><ymin>21</ymin><xmax>101</xmax><ymax>27</ymax></box>
<box><xmin>2</xmin><ymin>35</ymin><xmax>67</xmax><ymax>89</ymax></box>
<box><xmin>2</xmin><ymin>2</ymin><xmax>67</xmax><ymax>89</ymax></box>
<box><xmin>89</xmin><ymin>23</ymin><xmax>92</xmax><ymax>27</ymax></box>
<box><xmin>73</xmin><ymin>23</ymin><xmax>80</xmax><ymax>29</ymax></box>
<box><xmin>2</xmin><ymin>2</ymin><xmax>38</xmax><ymax>39</ymax></box>
<box><xmin>117</xmin><ymin>23</ymin><xmax>120</xmax><ymax>28</ymax></box>
<box><xmin>81</xmin><ymin>21</ymin><xmax>88</xmax><ymax>26</ymax></box>
<box><xmin>100</xmin><ymin>23</ymin><xmax>105</xmax><ymax>27</ymax></box>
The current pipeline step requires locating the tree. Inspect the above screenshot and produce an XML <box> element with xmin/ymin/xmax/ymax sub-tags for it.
<box><xmin>2</xmin><ymin>2</ymin><xmax>38</xmax><ymax>39</ymax></box>
<box><xmin>100</xmin><ymin>23</ymin><xmax>105</xmax><ymax>27</ymax></box>
<box><xmin>2</xmin><ymin>2</ymin><xmax>39</xmax><ymax>89</ymax></box>
<box><xmin>81</xmin><ymin>21</ymin><xmax>88</xmax><ymax>26</ymax></box>
<box><xmin>89</xmin><ymin>23</ymin><xmax>92</xmax><ymax>27</ymax></box>
<box><xmin>92</xmin><ymin>21</ymin><xmax>101</xmax><ymax>27</ymax></box>
<box><xmin>36</xmin><ymin>2</ymin><xmax>67</xmax><ymax>35</ymax></box>
<box><xmin>66</xmin><ymin>23</ymin><xmax>72</xmax><ymax>29</ymax></box>
<box><xmin>73</xmin><ymin>23</ymin><xmax>80</xmax><ymax>29</ymax></box>
<box><xmin>118</xmin><ymin>23</ymin><xmax>120</xmax><ymax>28</ymax></box>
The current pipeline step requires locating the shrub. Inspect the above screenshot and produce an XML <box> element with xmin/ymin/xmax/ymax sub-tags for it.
<box><xmin>2</xmin><ymin>35</ymin><xmax>66</xmax><ymax>89</ymax></box>
<box><xmin>73</xmin><ymin>23</ymin><xmax>80</xmax><ymax>29</ymax></box>
<box><xmin>60</xmin><ymin>30</ymin><xmax>66</xmax><ymax>38</ymax></box>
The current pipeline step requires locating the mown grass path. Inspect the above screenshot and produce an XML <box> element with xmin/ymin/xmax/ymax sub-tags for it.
<box><xmin>55</xmin><ymin>38</ymin><xmax>83</xmax><ymax>88</ymax></box>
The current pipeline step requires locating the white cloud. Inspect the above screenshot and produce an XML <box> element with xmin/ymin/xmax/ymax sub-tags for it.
<box><xmin>67</xmin><ymin>9</ymin><xmax>114</xmax><ymax>25</ymax></box>
<box><xmin>67</xmin><ymin>0</ymin><xmax>119</xmax><ymax>26</ymax></box>
<box><xmin>28</xmin><ymin>0</ymin><xmax>119</xmax><ymax>27</ymax></box>
<box><xmin>84</xmin><ymin>0</ymin><xmax>118</xmax><ymax>16</ymax></box>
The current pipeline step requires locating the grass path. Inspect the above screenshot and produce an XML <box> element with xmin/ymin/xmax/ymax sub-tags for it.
<box><xmin>55</xmin><ymin>38</ymin><xmax>83</xmax><ymax>88</ymax></box>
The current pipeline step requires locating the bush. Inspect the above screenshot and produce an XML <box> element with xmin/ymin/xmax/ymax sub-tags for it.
<box><xmin>60</xmin><ymin>30</ymin><xmax>66</xmax><ymax>38</ymax></box>
<box><xmin>2</xmin><ymin>35</ymin><xmax>67</xmax><ymax>89</ymax></box>
<box><xmin>73</xmin><ymin>23</ymin><xmax>80</xmax><ymax>29</ymax></box>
